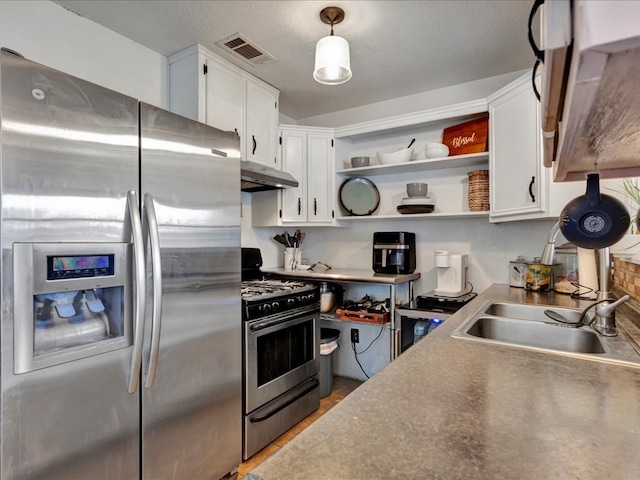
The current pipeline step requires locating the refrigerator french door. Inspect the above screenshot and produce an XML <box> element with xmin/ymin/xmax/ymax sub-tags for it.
<box><xmin>0</xmin><ymin>50</ymin><xmax>241</xmax><ymax>479</ymax></box>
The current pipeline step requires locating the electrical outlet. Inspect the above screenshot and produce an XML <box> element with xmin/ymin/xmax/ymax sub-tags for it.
<box><xmin>351</xmin><ymin>328</ymin><xmax>359</xmax><ymax>343</ymax></box>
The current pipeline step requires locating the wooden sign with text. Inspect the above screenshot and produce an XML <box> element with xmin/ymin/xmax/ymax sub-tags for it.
<box><xmin>442</xmin><ymin>114</ymin><xmax>489</xmax><ymax>156</ymax></box>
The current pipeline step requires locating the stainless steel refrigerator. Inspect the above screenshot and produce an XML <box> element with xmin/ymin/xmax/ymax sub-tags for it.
<box><xmin>0</xmin><ymin>50</ymin><xmax>242</xmax><ymax>479</ymax></box>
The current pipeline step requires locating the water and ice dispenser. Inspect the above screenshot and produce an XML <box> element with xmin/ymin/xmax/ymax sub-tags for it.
<box><xmin>13</xmin><ymin>243</ymin><xmax>132</xmax><ymax>373</ymax></box>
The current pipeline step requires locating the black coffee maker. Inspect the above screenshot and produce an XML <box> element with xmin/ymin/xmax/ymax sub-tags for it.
<box><xmin>372</xmin><ymin>232</ymin><xmax>416</xmax><ymax>274</ymax></box>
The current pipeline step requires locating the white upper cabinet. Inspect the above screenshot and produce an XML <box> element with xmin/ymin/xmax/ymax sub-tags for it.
<box><xmin>253</xmin><ymin>125</ymin><xmax>335</xmax><ymax>226</ymax></box>
<box><xmin>168</xmin><ymin>44</ymin><xmax>279</xmax><ymax>167</ymax></box>
<box><xmin>488</xmin><ymin>73</ymin><xmax>582</xmax><ymax>222</ymax></box>
<box><xmin>245</xmin><ymin>81</ymin><xmax>278</xmax><ymax>166</ymax></box>
<box><xmin>488</xmin><ymin>74</ymin><xmax>544</xmax><ymax>219</ymax></box>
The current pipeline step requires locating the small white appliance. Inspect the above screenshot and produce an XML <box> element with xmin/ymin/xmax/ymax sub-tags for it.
<box><xmin>434</xmin><ymin>250</ymin><xmax>468</xmax><ymax>297</ymax></box>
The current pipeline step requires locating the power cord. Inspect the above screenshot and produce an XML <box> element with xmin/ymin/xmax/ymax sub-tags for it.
<box><xmin>351</xmin><ymin>324</ymin><xmax>385</xmax><ymax>379</ymax></box>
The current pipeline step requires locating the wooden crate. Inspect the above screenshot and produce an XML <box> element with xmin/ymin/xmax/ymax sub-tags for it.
<box><xmin>442</xmin><ymin>114</ymin><xmax>489</xmax><ymax>156</ymax></box>
<box><xmin>335</xmin><ymin>309</ymin><xmax>390</xmax><ymax>324</ymax></box>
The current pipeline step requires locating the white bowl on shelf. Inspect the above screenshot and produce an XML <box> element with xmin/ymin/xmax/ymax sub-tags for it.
<box><xmin>377</xmin><ymin>148</ymin><xmax>413</xmax><ymax>165</ymax></box>
<box><xmin>424</xmin><ymin>143</ymin><xmax>449</xmax><ymax>159</ymax></box>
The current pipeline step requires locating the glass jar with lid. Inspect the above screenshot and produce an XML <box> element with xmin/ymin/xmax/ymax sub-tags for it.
<box><xmin>554</xmin><ymin>243</ymin><xmax>579</xmax><ymax>294</ymax></box>
<box><xmin>509</xmin><ymin>256</ymin><xmax>528</xmax><ymax>288</ymax></box>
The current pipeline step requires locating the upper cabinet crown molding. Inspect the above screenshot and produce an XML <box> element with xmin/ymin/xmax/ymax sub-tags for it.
<box><xmin>333</xmin><ymin>99</ymin><xmax>488</xmax><ymax>139</ymax></box>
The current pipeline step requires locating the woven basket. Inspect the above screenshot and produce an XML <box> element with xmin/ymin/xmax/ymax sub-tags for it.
<box><xmin>468</xmin><ymin>170</ymin><xmax>489</xmax><ymax>211</ymax></box>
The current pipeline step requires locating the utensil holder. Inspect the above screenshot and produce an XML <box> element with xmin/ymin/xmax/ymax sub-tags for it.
<box><xmin>284</xmin><ymin>248</ymin><xmax>302</xmax><ymax>270</ymax></box>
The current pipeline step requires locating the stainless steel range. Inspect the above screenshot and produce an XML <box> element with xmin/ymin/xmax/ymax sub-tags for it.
<box><xmin>241</xmin><ymin>249</ymin><xmax>320</xmax><ymax>460</ymax></box>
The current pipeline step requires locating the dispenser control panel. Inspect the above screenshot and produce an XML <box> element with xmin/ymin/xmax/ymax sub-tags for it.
<box><xmin>47</xmin><ymin>254</ymin><xmax>115</xmax><ymax>280</ymax></box>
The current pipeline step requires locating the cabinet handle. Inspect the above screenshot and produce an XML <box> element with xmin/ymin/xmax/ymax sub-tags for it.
<box><xmin>313</xmin><ymin>198</ymin><xmax>318</xmax><ymax>216</ymax></box>
<box><xmin>252</xmin><ymin>135</ymin><xmax>257</xmax><ymax>155</ymax></box>
<box><xmin>528</xmin><ymin>176</ymin><xmax>536</xmax><ymax>203</ymax></box>
<box><xmin>297</xmin><ymin>197</ymin><xmax>301</xmax><ymax>215</ymax></box>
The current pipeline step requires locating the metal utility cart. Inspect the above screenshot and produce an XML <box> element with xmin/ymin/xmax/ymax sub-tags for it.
<box><xmin>261</xmin><ymin>268</ymin><xmax>420</xmax><ymax>360</ymax></box>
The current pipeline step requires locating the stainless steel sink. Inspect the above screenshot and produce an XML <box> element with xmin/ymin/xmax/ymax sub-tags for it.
<box><xmin>452</xmin><ymin>301</ymin><xmax>640</xmax><ymax>367</ymax></box>
<box><xmin>465</xmin><ymin>316</ymin><xmax>605</xmax><ymax>354</ymax></box>
<box><xmin>483</xmin><ymin>303</ymin><xmax>583</xmax><ymax>324</ymax></box>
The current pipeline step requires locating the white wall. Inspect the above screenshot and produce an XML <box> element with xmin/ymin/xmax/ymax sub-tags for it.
<box><xmin>0</xmin><ymin>1</ymin><xmax>167</xmax><ymax>107</ymax></box>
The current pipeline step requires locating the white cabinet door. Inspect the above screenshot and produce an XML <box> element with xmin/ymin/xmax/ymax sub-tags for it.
<box><xmin>280</xmin><ymin>130</ymin><xmax>306</xmax><ymax>223</ymax></box>
<box><xmin>246</xmin><ymin>82</ymin><xmax>278</xmax><ymax>167</ymax></box>
<box><xmin>489</xmin><ymin>74</ymin><xmax>545</xmax><ymax>221</ymax></box>
<box><xmin>270</xmin><ymin>127</ymin><xmax>335</xmax><ymax>226</ymax></box>
<box><xmin>307</xmin><ymin>133</ymin><xmax>334</xmax><ymax>223</ymax></box>
<box><xmin>489</xmin><ymin>73</ymin><xmax>584</xmax><ymax>222</ymax></box>
<box><xmin>204</xmin><ymin>58</ymin><xmax>243</xmax><ymax>136</ymax></box>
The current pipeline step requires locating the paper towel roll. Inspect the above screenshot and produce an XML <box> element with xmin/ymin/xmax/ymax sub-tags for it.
<box><xmin>577</xmin><ymin>247</ymin><xmax>598</xmax><ymax>299</ymax></box>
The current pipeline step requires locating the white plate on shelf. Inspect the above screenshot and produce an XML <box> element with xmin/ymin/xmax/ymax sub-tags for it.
<box><xmin>401</xmin><ymin>196</ymin><xmax>431</xmax><ymax>205</ymax></box>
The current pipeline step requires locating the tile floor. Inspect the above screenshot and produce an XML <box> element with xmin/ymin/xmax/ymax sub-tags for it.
<box><xmin>237</xmin><ymin>376</ymin><xmax>363</xmax><ymax>478</ymax></box>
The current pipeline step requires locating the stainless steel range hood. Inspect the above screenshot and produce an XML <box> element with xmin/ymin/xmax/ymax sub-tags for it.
<box><xmin>241</xmin><ymin>160</ymin><xmax>298</xmax><ymax>192</ymax></box>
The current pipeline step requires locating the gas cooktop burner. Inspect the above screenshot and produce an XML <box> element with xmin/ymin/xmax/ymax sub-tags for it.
<box><xmin>241</xmin><ymin>279</ymin><xmax>314</xmax><ymax>300</ymax></box>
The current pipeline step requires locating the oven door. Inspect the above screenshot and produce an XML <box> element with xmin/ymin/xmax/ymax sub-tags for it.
<box><xmin>244</xmin><ymin>308</ymin><xmax>319</xmax><ymax>413</ymax></box>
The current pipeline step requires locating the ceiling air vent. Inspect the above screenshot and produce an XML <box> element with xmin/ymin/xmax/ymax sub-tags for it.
<box><xmin>216</xmin><ymin>34</ymin><xmax>276</xmax><ymax>67</ymax></box>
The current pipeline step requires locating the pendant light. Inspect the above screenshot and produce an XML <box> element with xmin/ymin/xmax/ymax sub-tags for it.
<box><xmin>313</xmin><ymin>6</ymin><xmax>352</xmax><ymax>85</ymax></box>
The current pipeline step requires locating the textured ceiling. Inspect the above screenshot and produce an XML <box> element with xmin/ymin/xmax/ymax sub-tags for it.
<box><xmin>53</xmin><ymin>0</ymin><xmax>535</xmax><ymax>121</ymax></box>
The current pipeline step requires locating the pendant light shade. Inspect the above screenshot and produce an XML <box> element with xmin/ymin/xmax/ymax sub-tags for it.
<box><xmin>313</xmin><ymin>7</ymin><xmax>352</xmax><ymax>85</ymax></box>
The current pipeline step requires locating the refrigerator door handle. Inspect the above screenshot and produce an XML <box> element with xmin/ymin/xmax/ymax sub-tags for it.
<box><xmin>127</xmin><ymin>190</ymin><xmax>146</xmax><ymax>394</ymax></box>
<box><xmin>143</xmin><ymin>192</ymin><xmax>163</xmax><ymax>388</ymax></box>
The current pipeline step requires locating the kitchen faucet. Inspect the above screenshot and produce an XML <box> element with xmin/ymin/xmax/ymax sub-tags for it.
<box><xmin>540</xmin><ymin>222</ymin><xmax>628</xmax><ymax>336</ymax></box>
<box><xmin>540</xmin><ymin>221</ymin><xmax>561</xmax><ymax>265</ymax></box>
<box><xmin>592</xmin><ymin>246</ymin><xmax>629</xmax><ymax>336</ymax></box>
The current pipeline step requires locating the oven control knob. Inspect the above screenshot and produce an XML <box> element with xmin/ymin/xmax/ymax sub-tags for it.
<box><xmin>271</xmin><ymin>301</ymin><xmax>280</xmax><ymax>313</ymax></box>
<box><xmin>287</xmin><ymin>298</ymin><xmax>296</xmax><ymax>308</ymax></box>
<box><xmin>262</xmin><ymin>303</ymin><xmax>271</xmax><ymax>315</ymax></box>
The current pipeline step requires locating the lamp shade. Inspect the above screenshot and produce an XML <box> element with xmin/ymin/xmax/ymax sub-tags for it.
<box><xmin>313</xmin><ymin>35</ymin><xmax>351</xmax><ymax>85</ymax></box>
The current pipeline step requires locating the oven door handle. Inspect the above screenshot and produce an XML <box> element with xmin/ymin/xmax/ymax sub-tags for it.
<box><xmin>249</xmin><ymin>313</ymin><xmax>313</xmax><ymax>332</ymax></box>
<box><xmin>249</xmin><ymin>377</ymin><xmax>320</xmax><ymax>423</ymax></box>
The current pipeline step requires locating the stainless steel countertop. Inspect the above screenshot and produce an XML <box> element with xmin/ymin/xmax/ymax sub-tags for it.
<box><xmin>248</xmin><ymin>284</ymin><xmax>640</xmax><ymax>480</ymax></box>
<box><xmin>261</xmin><ymin>267</ymin><xmax>420</xmax><ymax>285</ymax></box>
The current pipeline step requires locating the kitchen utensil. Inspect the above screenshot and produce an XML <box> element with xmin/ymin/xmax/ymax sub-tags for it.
<box><xmin>407</xmin><ymin>138</ymin><xmax>416</xmax><ymax>149</ymax></box>
<box><xmin>424</xmin><ymin>143</ymin><xmax>449</xmax><ymax>158</ymax></box>
<box><xmin>559</xmin><ymin>173</ymin><xmax>630</xmax><ymax>249</ymax></box>
<box><xmin>319</xmin><ymin>282</ymin><xmax>343</xmax><ymax>313</ymax></box>
<box><xmin>273</xmin><ymin>234</ymin><xmax>288</xmax><ymax>246</ymax></box>
<box><xmin>406</xmin><ymin>182</ymin><xmax>428</xmax><ymax>197</ymax></box>
<box><xmin>351</xmin><ymin>156</ymin><xmax>370</xmax><ymax>168</ymax></box>
<box><xmin>338</xmin><ymin>177</ymin><xmax>380</xmax><ymax>216</ymax></box>
<box><xmin>376</xmin><ymin>148</ymin><xmax>413</xmax><ymax>164</ymax></box>
<box><xmin>397</xmin><ymin>205</ymin><xmax>435</xmax><ymax>214</ymax></box>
